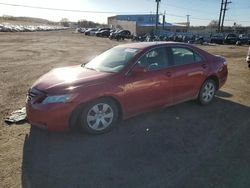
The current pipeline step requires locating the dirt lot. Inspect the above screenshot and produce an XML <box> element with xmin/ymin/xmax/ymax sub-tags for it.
<box><xmin>0</xmin><ymin>31</ymin><xmax>249</xmax><ymax>188</ymax></box>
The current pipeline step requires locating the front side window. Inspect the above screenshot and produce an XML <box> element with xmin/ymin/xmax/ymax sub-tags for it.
<box><xmin>171</xmin><ymin>47</ymin><xmax>203</xmax><ymax>65</ymax></box>
<box><xmin>85</xmin><ymin>47</ymin><xmax>140</xmax><ymax>73</ymax></box>
<box><xmin>137</xmin><ymin>47</ymin><xmax>169</xmax><ymax>71</ymax></box>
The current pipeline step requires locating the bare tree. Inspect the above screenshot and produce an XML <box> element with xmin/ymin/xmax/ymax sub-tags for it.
<box><xmin>60</xmin><ymin>18</ymin><xmax>70</xmax><ymax>27</ymax></box>
<box><xmin>233</xmin><ymin>22</ymin><xmax>242</xmax><ymax>27</ymax></box>
<box><xmin>208</xmin><ymin>20</ymin><xmax>219</xmax><ymax>28</ymax></box>
<box><xmin>77</xmin><ymin>19</ymin><xmax>107</xmax><ymax>28</ymax></box>
<box><xmin>77</xmin><ymin>20</ymin><xmax>96</xmax><ymax>28</ymax></box>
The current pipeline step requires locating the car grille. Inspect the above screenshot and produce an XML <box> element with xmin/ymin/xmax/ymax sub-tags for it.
<box><xmin>27</xmin><ymin>91</ymin><xmax>36</xmax><ymax>101</ymax></box>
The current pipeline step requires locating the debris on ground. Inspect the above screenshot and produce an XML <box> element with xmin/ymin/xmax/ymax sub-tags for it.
<box><xmin>4</xmin><ymin>107</ymin><xmax>27</xmax><ymax>124</ymax></box>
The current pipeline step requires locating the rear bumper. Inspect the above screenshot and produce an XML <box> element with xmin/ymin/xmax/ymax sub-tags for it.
<box><xmin>218</xmin><ymin>67</ymin><xmax>228</xmax><ymax>89</ymax></box>
<box><xmin>26</xmin><ymin>102</ymin><xmax>77</xmax><ymax>132</ymax></box>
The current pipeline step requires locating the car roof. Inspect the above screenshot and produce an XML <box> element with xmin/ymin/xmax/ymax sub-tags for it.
<box><xmin>117</xmin><ymin>42</ymin><xmax>191</xmax><ymax>49</ymax></box>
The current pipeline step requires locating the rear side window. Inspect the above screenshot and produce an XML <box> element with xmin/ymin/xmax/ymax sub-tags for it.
<box><xmin>194</xmin><ymin>53</ymin><xmax>203</xmax><ymax>62</ymax></box>
<box><xmin>171</xmin><ymin>47</ymin><xmax>203</xmax><ymax>65</ymax></box>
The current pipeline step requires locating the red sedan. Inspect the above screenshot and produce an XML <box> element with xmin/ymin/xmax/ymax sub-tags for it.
<box><xmin>26</xmin><ymin>42</ymin><xmax>228</xmax><ymax>134</ymax></box>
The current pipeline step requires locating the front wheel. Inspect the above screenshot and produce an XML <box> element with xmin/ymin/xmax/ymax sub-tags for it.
<box><xmin>80</xmin><ymin>98</ymin><xmax>118</xmax><ymax>134</ymax></box>
<box><xmin>198</xmin><ymin>79</ymin><xmax>216</xmax><ymax>105</ymax></box>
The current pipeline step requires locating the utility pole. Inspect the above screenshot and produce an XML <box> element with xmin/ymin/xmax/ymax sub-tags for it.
<box><xmin>186</xmin><ymin>15</ymin><xmax>190</xmax><ymax>32</ymax></box>
<box><xmin>155</xmin><ymin>0</ymin><xmax>161</xmax><ymax>33</ymax></box>
<box><xmin>221</xmin><ymin>0</ymin><xmax>232</xmax><ymax>32</ymax></box>
<box><xmin>162</xmin><ymin>10</ymin><xmax>166</xmax><ymax>30</ymax></box>
<box><xmin>218</xmin><ymin>0</ymin><xmax>224</xmax><ymax>32</ymax></box>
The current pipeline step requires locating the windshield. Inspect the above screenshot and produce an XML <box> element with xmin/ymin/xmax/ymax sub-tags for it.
<box><xmin>84</xmin><ymin>47</ymin><xmax>140</xmax><ymax>73</ymax></box>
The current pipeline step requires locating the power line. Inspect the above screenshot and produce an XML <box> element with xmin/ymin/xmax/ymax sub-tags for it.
<box><xmin>163</xmin><ymin>13</ymin><xmax>185</xmax><ymax>18</ymax></box>
<box><xmin>163</xmin><ymin>0</ymin><xmax>249</xmax><ymax>24</ymax></box>
<box><xmin>235</xmin><ymin>6</ymin><xmax>250</xmax><ymax>10</ymax></box>
<box><xmin>0</xmin><ymin>2</ymin><xmax>150</xmax><ymax>14</ymax></box>
<box><xmin>162</xmin><ymin>12</ymin><xmax>230</xmax><ymax>21</ymax></box>
<box><xmin>0</xmin><ymin>1</ymin><xmax>248</xmax><ymax>24</ymax></box>
<box><xmin>161</xmin><ymin>2</ymin><xmax>217</xmax><ymax>15</ymax></box>
<box><xmin>165</xmin><ymin>13</ymin><xmax>214</xmax><ymax>21</ymax></box>
<box><xmin>0</xmin><ymin>2</ymin><xmax>216</xmax><ymax>21</ymax></box>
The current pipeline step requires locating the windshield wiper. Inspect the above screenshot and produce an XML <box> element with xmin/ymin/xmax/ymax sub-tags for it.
<box><xmin>84</xmin><ymin>66</ymin><xmax>96</xmax><ymax>71</ymax></box>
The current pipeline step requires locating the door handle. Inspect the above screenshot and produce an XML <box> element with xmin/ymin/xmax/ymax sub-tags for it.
<box><xmin>165</xmin><ymin>72</ymin><xmax>172</xmax><ymax>77</ymax></box>
<box><xmin>201</xmin><ymin>63</ymin><xmax>207</xmax><ymax>69</ymax></box>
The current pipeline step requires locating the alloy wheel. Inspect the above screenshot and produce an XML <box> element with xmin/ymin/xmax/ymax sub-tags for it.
<box><xmin>202</xmin><ymin>81</ymin><xmax>215</xmax><ymax>103</ymax></box>
<box><xmin>86</xmin><ymin>103</ymin><xmax>114</xmax><ymax>131</ymax></box>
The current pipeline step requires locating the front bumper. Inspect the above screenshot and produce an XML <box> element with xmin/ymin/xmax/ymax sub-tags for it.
<box><xmin>26</xmin><ymin>101</ymin><xmax>77</xmax><ymax>132</ymax></box>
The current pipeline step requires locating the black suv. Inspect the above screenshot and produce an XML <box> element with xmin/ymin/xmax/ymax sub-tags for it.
<box><xmin>96</xmin><ymin>30</ymin><xmax>111</xmax><ymax>37</ymax></box>
<box><xmin>238</xmin><ymin>34</ymin><xmax>250</xmax><ymax>45</ymax></box>
<box><xmin>210</xmin><ymin>34</ymin><xmax>224</xmax><ymax>44</ymax></box>
<box><xmin>224</xmin><ymin>33</ymin><xmax>238</xmax><ymax>44</ymax></box>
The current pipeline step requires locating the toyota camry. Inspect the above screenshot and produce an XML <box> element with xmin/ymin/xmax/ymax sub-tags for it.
<box><xmin>26</xmin><ymin>42</ymin><xmax>228</xmax><ymax>134</ymax></box>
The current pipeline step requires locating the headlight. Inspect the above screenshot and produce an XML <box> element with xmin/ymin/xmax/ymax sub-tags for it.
<box><xmin>42</xmin><ymin>94</ymin><xmax>74</xmax><ymax>104</ymax></box>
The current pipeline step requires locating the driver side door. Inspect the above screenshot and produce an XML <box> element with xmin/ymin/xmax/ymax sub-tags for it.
<box><xmin>124</xmin><ymin>47</ymin><xmax>174</xmax><ymax>117</ymax></box>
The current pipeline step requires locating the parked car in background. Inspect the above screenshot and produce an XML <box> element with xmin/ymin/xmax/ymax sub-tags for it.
<box><xmin>238</xmin><ymin>34</ymin><xmax>250</xmax><ymax>45</ymax></box>
<box><xmin>26</xmin><ymin>42</ymin><xmax>228</xmax><ymax>134</ymax></box>
<box><xmin>76</xmin><ymin>27</ymin><xmax>86</xmax><ymax>33</ymax></box>
<box><xmin>96</xmin><ymin>30</ymin><xmax>111</xmax><ymax>37</ymax></box>
<box><xmin>188</xmin><ymin>35</ymin><xmax>204</xmax><ymax>44</ymax></box>
<box><xmin>224</xmin><ymin>33</ymin><xmax>238</xmax><ymax>44</ymax></box>
<box><xmin>0</xmin><ymin>24</ymin><xmax>67</xmax><ymax>32</ymax></box>
<box><xmin>85</xmin><ymin>28</ymin><xmax>98</xmax><ymax>36</ymax></box>
<box><xmin>210</xmin><ymin>34</ymin><xmax>224</xmax><ymax>44</ymax></box>
<box><xmin>97</xmin><ymin>28</ymin><xmax>111</xmax><ymax>32</ymax></box>
<box><xmin>109</xmin><ymin>30</ymin><xmax>131</xmax><ymax>40</ymax></box>
<box><xmin>246</xmin><ymin>47</ymin><xmax>250</xmax><ymax>69</ymax></box>
<box><xmin>131</xmin><ymin>34</ymin><xmax>147</xmax><ymax>42</ymax></box>
<box><xmin>109</xmin><ymin>30</ymin><xmax>119</xmax><ymax>39</ymax></box>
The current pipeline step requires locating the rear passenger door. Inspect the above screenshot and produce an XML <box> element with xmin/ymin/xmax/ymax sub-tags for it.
<box><xmin>170</xmin><ymin>46</ymin><xmax>208</xmax><ymax>103</ymax></box>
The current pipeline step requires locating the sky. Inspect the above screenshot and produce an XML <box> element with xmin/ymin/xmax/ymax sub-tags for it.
<box><xmin>0</xmin><ymin>0</ymin><xmax>249</xmax><ymax>26</ymax></box>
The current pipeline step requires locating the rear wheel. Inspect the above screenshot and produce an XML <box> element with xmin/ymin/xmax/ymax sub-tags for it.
<box><xmin>80</xmin><ymin>98</ymin><xmax>118</xmax><ymax>134</ymax></box>
<box><xmin>198</xmin><ymin>79</ymin><xmax>216</xmax><ymax>105</ymax></box>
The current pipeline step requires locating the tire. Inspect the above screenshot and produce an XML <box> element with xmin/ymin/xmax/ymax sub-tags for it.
<box><xmin>198</xmin><ymin>79</ymin><xmax>216</xmax><ymax>105</ymax></box>
<box><xmin>80</xmin><ymin>98</ymin><xmax>118</xmax><ymax>134</ymax></box>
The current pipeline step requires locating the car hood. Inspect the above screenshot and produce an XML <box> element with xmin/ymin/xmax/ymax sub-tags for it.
<box><xmin>32</xmin><ymin>65</ymin><xmax>113</xmax><ymax>93</ymax></box>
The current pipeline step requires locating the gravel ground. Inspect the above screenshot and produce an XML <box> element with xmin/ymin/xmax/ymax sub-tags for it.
<box><xmin>0</xmin><ymin>30</ymin><xmax>249</xmax><ymax>188</ymax></box>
